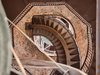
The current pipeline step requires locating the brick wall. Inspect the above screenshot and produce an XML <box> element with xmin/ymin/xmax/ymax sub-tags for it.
<box><xmin>13</xmin><ymin>5</ymin><xmax>88</xmax><ymax>66</ymax></box>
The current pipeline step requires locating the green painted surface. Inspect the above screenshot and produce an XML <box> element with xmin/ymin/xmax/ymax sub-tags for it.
<box><xmin>0</xmin><ymin>1</ymin><xmax>12</xmax><ymax>75</ymax></box>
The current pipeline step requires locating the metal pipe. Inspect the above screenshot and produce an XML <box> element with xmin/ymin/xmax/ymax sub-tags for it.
<box><xmin>96</xmin><ymin>0</ymin><xmax>100</xmax><ymax>75</ymax></box>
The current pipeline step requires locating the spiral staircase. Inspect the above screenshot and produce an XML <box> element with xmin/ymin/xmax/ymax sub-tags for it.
<box><xmin>0</xmin><ymin>1</ymin><xmax>95</xmax><ymax>75</ymax></box>
<box><xmin>25</xmin><ymin>15</ymin><xmax>80</xmax><ymax>68</ymax></box>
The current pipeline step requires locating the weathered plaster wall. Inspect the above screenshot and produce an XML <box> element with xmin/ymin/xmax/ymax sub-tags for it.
<box><xmin>13</xmin><ymin>5</ymin><xmax>88</xmax><ymax>66</ymax></box>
